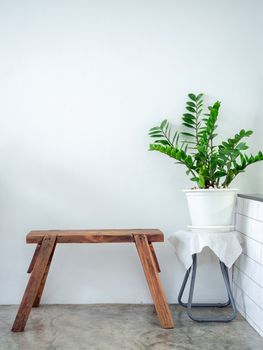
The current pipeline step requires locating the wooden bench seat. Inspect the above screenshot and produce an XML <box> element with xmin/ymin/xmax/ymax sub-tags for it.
<box><xmin>26</xmin><ymin>229</ymin><xmax>164</xmax><ymax>243</ymax></box>
<box><xmin>12</xmin><ymin>229</ymin><xmax>174</xmax><ymax>332</ymax></box>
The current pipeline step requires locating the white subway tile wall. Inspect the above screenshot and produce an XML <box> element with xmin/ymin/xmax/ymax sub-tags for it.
<box><xmin>234</xmin><ymin>196</ymin><xmax>263</xmax><ymax>337</ymax></box>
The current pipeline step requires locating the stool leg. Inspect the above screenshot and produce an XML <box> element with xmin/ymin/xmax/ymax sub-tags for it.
<box><xmin>33</xmin><ymin>241</ymin><xmax>56</xmax><ymax>307</ymax></box>
<box><xmin>12</xmin><ymin>235</ymin><xmax>56</xmax><ymax>332</ymax></box>
<box><xmin>219</xmin><ymin>262</ymin><xmax>237</xmax><ymax>321</ymax></box>
<box><xmin>134</xmin><ymin>234</ymin><xmax>174</xmax><ymax>329</ymax></box>
<box><xmin>178</xmin><ymin>265</ymin><xmax>192</xmax><ymax>307</ymax></box>
<box><xmin>182</xmin><ymin>254</ymin><xmax>237</xmax><ymax>322</ymax></box>
<box><xmin>178</xmin><ymin>255</ymin><xmax>230</xmax><ymax>308</ymax></box>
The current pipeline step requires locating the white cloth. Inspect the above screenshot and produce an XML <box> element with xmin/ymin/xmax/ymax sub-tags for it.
<box><xmin>169</xmin><ymin>230</ymin><xmax>242</xmax><ymax>269</ymax></box>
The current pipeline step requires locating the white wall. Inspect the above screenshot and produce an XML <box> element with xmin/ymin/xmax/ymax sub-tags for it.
<box><xmin>0</xmin><ymin>0</ymin><xmax>263</xmax><ymax>304</ymax></box>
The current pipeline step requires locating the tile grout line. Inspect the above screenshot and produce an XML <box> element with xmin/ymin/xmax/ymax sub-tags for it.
<box><xmin>239</xmin><ymin>250</ymin><xmax>263</xmax><ymax>267</ymax></box>
<box><xmin>236</xmin><ymin>229</ymin><xmax>263</xmax><ymax>245</ymax></box>
<box><xmin>233</xmin><ymin>280</ymin><xmax>263</xmax><ymax>312</ymax></box>
<box><xmin>236</xmin><ymin>212</ymin><xmax>263</xmax><ymax>225</ymax></box>
<box><xmin>233</xmin><ymin>264</ymin><xmax>263</xmax><ymax>289</ymax></box>
<box><xmin>237</xmin><ymin>252</ymin><xmax>263</xmax><ymax>268</ymax></box>
<box><xmin>235</xmin><ymin>298</ymin><xmax>263</xmax><ymax>334</ymax></box>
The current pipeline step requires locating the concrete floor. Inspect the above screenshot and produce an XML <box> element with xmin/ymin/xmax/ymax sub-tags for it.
<box><xmin>1</xmin><ymin>305</ymin><xmax>263</xmax><ymax>350</ymax></box>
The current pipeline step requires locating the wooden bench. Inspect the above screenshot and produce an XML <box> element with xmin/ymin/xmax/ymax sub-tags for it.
<box><xmin>12</xmin><ymin>229</ymin><xmax>174</xmax><ymax>331</ymax></box>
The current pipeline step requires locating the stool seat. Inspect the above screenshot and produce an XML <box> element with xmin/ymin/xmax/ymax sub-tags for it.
<box><xmin>27</xmin><ymin>229</ymin><xmax>163</xmax><ymax>244</ymax></box>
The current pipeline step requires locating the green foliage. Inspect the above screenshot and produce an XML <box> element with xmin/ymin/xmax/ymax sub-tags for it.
<box><xmin>148</xmin><ymin>93</ymin><xmax>263</xmax><ymax>188</ymax></box>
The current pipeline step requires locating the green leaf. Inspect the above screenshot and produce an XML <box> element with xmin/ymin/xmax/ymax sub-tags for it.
<box><xmin>239</xmin><ymin>129</ymin><xmax>245</xmax><ymax>137</ymax></box>
<box><xmin>149</xmin><ymin>134</ymin><xmax>164</xmax><ymax>138</ymax></box>
<box><xmin>182</xmin><ymin>117</ymin><xmax>195</xmax><ymax>124</ymax></box>
<box><xmin>196</xmin><ymin>93</ymin><xmax>204</xmax><ymax>101</ymax></box>
<box><xmin>182</xmin><ymin>122</ymin><xmax>195</xmax><ymax>129</ymax></box>
<box><xmin>183</xmin><ymin>113</ymin><xmax>195</xmax><ymax>119</ymax></box>
<box><xmin>190</xmin><ymin>177</ymin><xmax>199</xmax><ymax>182</ymax></box>
<box><xmin>160</xmin><ymin>119</ymin><xmax>168</xmax><ymax>129</ymax></box>
<box><xmin>214</xmin><ymin>171</ymin><xmax>227</xmax><ymax>177</ymax></box>
<box><xmin>236</xmin><ymin>142</ymin><xmax>248</xmax><ymax>151</ymax></box>
<box><xmin>154</xmin><ymin>140</ymin><xmax>170</xmax><ymax>145</ymax></box>
<box><xmin>245</xmin><ymin>130</ymin><xmax>253</xmax><ymax>137</ymax></box>
<box><xmin>149</xmin><ymin>144</ymin><xmax>157</xmax><ymax>150</ymax></box>
<box><xmin>198</xmin><ymin>174</ymin><xmax>205</xmax><ymax>188</ymax></box>
<box><xmin>172</xmin><ymin>131</ymin><xmax>179</xmax><ymax>145</ymax></box>
<box><xmin>149</xmin><ymin>130</ymin><xmax>163</xmax><ymax>135</ymax></box>
<box><xmin>186</xmin><ymin>106</ymin><xmax>195</xmax><ymax>113</ymax></box>
<box><xmin>181</xmin><ymin>132</ymin><xmax>195</xmax><ymax>138</ymax></box>
<box><xmin>188</xmin><ymin>93</ymin><xmax>196</xmax><ymax>101</ymax></box>
<box><xmin>186</xmin><ymin>101</ymin><xmax>196</xmax><ymax>107</ymax></box>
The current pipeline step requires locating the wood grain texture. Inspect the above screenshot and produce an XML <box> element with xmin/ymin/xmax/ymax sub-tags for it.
<box><xmin>33</xmin><ymin>241</ymin><xmax>57</xmax><ymax>307</ymax></box>
<box><xmin>26</xmin><ymin>229</ymin><xmax>163</xmax><ymax>244</ymax></box>
<box><xmin>12</xmin><ymin>235</ymin><xmax>56</xmax><ymax>332</ymax></box>
<box><xmin>13</xmin><ymin>229</ymin><xmax>171</xmax><ymax>332</ymax></box>
<box><xmin>27</xmin><ymin>242</ymin><xmax>41</xmax><ymax>273</ymax></box>
<box><xmin>134</xmin><ymin>234</ymin><xmax>174</xmax><ymax>329</ymax></box>
<box><xmin>149</xmin><ymin>242</ymin><xmax>161</xmax><ymax>273</ymax></box>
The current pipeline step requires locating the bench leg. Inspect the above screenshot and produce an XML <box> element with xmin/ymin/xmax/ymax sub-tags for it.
<box><xmin>27</xmin><ymin>242</ymin><xmax>41</xmax><ymax>273</ymax></box>
<box><xmin>134</xmin><ymin>234</ymin><xmax>174</xmax><ymax>329</ymax></box>
<box><xmin>149</xmin><ymin>242</ymin><xmax>161</xmax><ymax>273</ymax></box>
<box><xmin>33</xmin><ymin>241</ymin><xmax>56</xmax><ymax>307</ymax></box>
<box><xmin>12</xmin><ymin>235</ymin><xmax>56</xmax><ymax>332</ymax></box>
<box><xmin>26</xmin><ymin>239</ymin><xmax>57</xmax><ymax>307</ymax></box>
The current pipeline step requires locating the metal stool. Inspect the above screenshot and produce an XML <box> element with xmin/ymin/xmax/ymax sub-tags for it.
<box><xmin>178</xmin><ymin>253</ymin><xmax>237</xmax><ymax>322</ymax></box>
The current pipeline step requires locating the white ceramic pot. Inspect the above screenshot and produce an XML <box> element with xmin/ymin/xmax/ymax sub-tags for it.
<box><xmin>183</xmin><ymin>188</ymin><xmax>239</xmax><ymax>232</ymax></box>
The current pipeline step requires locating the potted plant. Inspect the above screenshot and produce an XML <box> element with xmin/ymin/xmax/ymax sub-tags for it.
<box><xmin>148</xmin><ymin>93</ymin><xmax>263</xmax><ymax>232</ymax></box>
